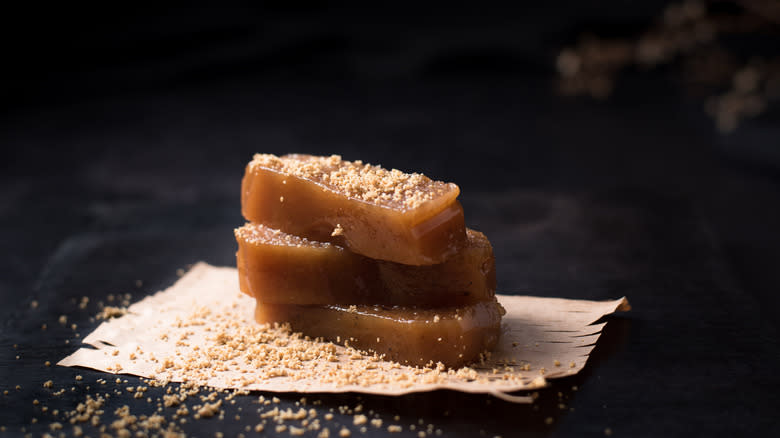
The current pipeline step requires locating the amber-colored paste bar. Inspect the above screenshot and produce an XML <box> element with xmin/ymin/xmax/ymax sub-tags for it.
<box><xmin>255</xmin><ymin>300</ymin><xmax>505</xmax><ymax>368</ymax></box>
<box><xmin>241</xmin><ymin>154</ymin><xmax>466</xmax><ymax>265</ymax></box>
<box><xmin>235</xmin><ymin>223</ymin><xmax>495</xmax><ymax>307</ymax></box>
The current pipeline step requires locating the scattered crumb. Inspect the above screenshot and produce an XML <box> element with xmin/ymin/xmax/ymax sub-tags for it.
<box><xmin>196</xmin><ymin>400</ymin><xmax>222</xmax><ymax>418</ymax></box>
<box><xmin>97</xmin><ymin>306</ymin><xmax>127</xmax><ymax>320</ymax></box>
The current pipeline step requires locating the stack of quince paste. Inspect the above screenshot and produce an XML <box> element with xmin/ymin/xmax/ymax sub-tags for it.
<box><xmin>235</xmin><ymin>154</ymin><xmax>504</xmax><ymax>368</ymax></box>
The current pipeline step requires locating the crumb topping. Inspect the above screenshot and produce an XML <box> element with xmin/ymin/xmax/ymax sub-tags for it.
<box><xmin>235</xmin><ymin>223</ymin><xmax>333</xmax><ymax>249</ymax></box>
<box><xmin>248</xmin><ymin>154</ymin><xmax>457</xmax><ymax>211</ymax></box>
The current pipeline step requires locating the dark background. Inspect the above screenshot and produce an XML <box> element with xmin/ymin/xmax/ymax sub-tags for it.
<box><xmin>1</xmin><ymin>1</ymin><xmax>779</xmax><ymax>437</ymax></box>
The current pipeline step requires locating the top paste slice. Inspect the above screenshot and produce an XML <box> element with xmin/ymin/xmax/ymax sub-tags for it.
<box><xmin>242</xmin><ymin>154</ymin><xmax>466</xmax><ymax>265</ymax></box>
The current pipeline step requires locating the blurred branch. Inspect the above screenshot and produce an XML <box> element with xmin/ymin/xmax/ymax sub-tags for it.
<box><xmin>555</xmin><ymin>0</ymin><xmax>780</xmax><ymax>133</ymax></box>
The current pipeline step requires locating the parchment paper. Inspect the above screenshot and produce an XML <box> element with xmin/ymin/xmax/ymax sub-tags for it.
<box><xmin>59</xmin><ymin>263</ymin><xmax>629</xmax><ymax>403</ymax></box>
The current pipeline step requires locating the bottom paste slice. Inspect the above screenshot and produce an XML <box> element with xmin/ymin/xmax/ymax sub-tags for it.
<box><xmin>254</xmin><ymin>299</ymin><xmax>505</xmax><ymax>368</ymax></box>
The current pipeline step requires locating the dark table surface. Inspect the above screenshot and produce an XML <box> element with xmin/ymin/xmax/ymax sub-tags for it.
<box><xmin>2</xmin><ymin>3</ymin><xmax>780</xmax><ymax>437</ymax></box>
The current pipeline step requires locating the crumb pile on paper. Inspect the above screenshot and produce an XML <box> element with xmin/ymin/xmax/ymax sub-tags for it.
<box><xmin>60</xmin><ymin>263</ymin><xmax>629</xmax><ymax>403</ymax></box>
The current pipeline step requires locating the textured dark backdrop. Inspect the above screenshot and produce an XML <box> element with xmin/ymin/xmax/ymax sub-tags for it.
<box><xmin>1</xmin><ymin>2</ymin><xmax>779</xmax><ymax>437</ymax></box>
